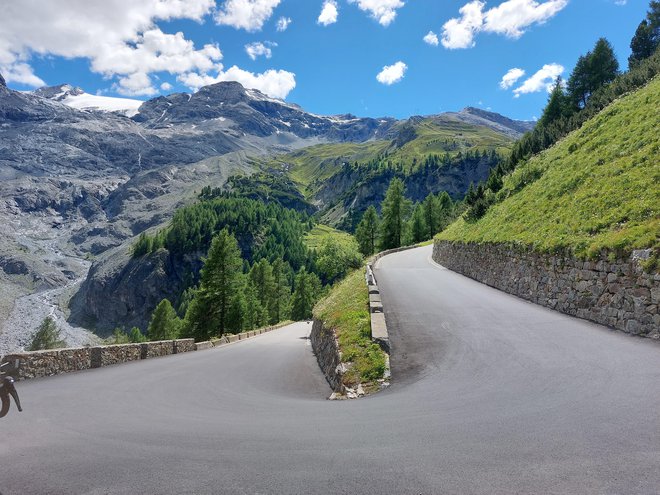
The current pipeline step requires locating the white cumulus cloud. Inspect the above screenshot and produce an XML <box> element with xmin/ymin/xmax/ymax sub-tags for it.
<box><xmin>0</xmin><ymin>0</ymin><xmax>220</xmax><ymax>94</ymax></box>
<box><xmin>245</xmin><ymin>41</ymin><xmax>276</xmax><ymax>60</ymax></box>
<box><xmin>215</xmin><ymin>0</ymin><xmax>282</xmax><ymax>32</ymax></box>
<box><xmin>441</xmin><ymin>1</ymin><xmax>485</xmax><ymax>49</ymax></box>
<box><xmin>442</xmin><ymin>0</ymin><xmax>568</xmax><ymax>49</ymax></box>
<box><xmin>423</xmin><ymin>31</ymin><xmax>439</xmax><ymax>46</ymax></box>
<box><xmin>178</xmin><ymin>66</ymin><xmax>296</xmax><ymax>99</ymax></box>
<box><xmin>348</xmin><ymin>0</ymin><xmax>405</xmax><ymax>26</ymax></box>
<box><xmin>276</xmin><ymin>16</ymin><xmax>292</xmax><ymax>31</ymax></box>
<box><xmin>512</xmin><ymin>63</ymin><xmax>564</xmax><ymax>97</ymax></box>
<box><xmin>376</xmin><ymin>61</ymin><xmax>407</xmax><ymax>85</ymax></box>
<box><xmin>499</xmin><ymin>67</ymin><xmax>525</xmax><ymax>89</ymax></box>
<box><xmin>318</xmin><ymin>0</ymin><xmax>339</xmax><ymax>26</ymax></box>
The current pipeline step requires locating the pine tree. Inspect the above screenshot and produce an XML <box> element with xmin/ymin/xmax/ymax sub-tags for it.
<box><xmin>568</xmin><ymin>54</ymin><xmax>592</xmax><ymax>109</ymax></box>
<box><xmin>29</xmin><ymin>317</ymin><xmax>65</xmax><ymax>351</ymax></box>
<box><xmin>184</xmin><ymin>229</ymin><xmax>244</xmax><ymax>340</ymax></box>
<box><xmin>355</xmin><ymin>206</ymin><xmax>380</xmax><ymax>256</ymax></box>
<box><xmin>589</xmin><ymin>38</ymin><xmax>619</xmax><ymax>92</ymax></box>
<box><xmin>630</xmin><ymin>20</ymin><xmax>655</xmax><ymax>67</ymax></box>
<box><xmin>249</xmin><ymin>259</ymin><xmax>275</xmax><ymax>327</ymax></box>
<box><xmin>568</xmin><ymin>38</ymin><xmax>619</xmax><ymax>110</ymax></box>
<box><xmin>269</xmin><ymin>258</ymin><xmax>292</xmax><ymax>324</ymax></box>
<box><xmin>629</xmin><ymin>2</ymin><xmax>660</xmax><ymax>67</ymax></box>
<box><xmin>147</xmin><ymin>299</ymin><xmax>181</xmax><ymax>341</ymax></box>
<box><xmin>437</xmin><ymin>191</ymin><xmax>454</xmax><ymax>231</ymax></box>
<box><xmin>409</xmin><ymin>204</ymin><xmax>427</xmax><ymax>243</ymax></box>
<box><xmin>129</xmin><ymin>327</ymin><xmax>147</xmax><ymax>343</ymax></box>
<box><xmin>539</xmin><ymin>77</ymin><xmax>570</xmax><ymax>127</ymax></box>
<box><xmin>291</xmin><ymin>269</ymin><xmax>321</xmax><ymax>321</ymax></box>
<box><xmin>379</xmin><ymin>178</ymin><xmax>410</xmax><ymax>250</ymax></box>
<box><xmin>422</xmin><ymin>194</ymin><xmax>440</xmax><ymax>238</ymax></box>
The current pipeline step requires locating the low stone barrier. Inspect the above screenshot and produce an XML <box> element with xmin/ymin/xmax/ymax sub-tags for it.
<box><xmin>195</xmin><ymin>341</ymin><xmax>213</xmax><ymax>351</ymax></box>
<box><xmin>91</xmin><ymin>344</ymin><xmax>141</xmax><ymax>368</ymax></box>
<box><xmin>141</xmin><ymin>341</ymin><xmax>175</xmax><ymax>359</ymax></box>
<box><xmin>433</xmin><ymin>240</ymin><xmax>659</xmax><ymax>338</ymax></box>
<box><xmin>174</xmin><ymin>339</ymin><xmax>195</xmax><ymax>353</ymax></box>
<box><xmin>1</xmin><ymin>324</ymin><xmax>292</xmax><ymax>381</ymax></box>
<box><xmin>2</xmin><ymin>348</ymin><xmax>92</xmax><ymax>380</ymax></box>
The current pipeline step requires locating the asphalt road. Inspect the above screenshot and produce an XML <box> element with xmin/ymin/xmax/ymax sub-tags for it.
<box><xmin>2</xmin><ymin>245</ymin><xmax>659</xmax><ymax>494</ymax></box>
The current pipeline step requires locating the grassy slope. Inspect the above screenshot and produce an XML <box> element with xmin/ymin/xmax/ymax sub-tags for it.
<box><xmin>439</xmin><ymin>77</ymin><xmax>660</xmax><ymax>258</ymax></box>
<box><xmin>304</xmin><ymin>224</ymin><xmax>356</xmax><ymax>250</ymax></box>
<box><xmin>313</xmin><ymin>269</ymin><xmax>386</xmax><ymax>388</ymax></box>
<box><xmin>270</xmin><ymin>116</ymin><xmax>515</xmax><ymax>196</ymax></box>
<box><xmin>391</xmin><ymin>116</ymin><xmax>513</xmax><ymax>164</ymax></box>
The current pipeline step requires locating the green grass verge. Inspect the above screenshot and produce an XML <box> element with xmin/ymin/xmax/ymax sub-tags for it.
<box><xmin>313</xmin><ymin>269</ymin><xmax>386</xmax><ymax>387</ymax></box>
<box><xmin>304</xmin><ymin>224</ymin><xmax>356</xmax><ymax>251</ymax></box>
<box><xmin>438</xmin><ymin>77</ymin><xmax>660</xmax><ymax>259</ymax></box>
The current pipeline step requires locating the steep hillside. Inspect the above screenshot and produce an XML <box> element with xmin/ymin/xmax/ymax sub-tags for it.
<box><xmin>438</xmin><ymin>77</ymin><xmax>660</xmax><ymax>259</ymax></box>
<box><xmin>267</xmin><ymin>109</ymin><xmax>531</xmax><ymax>228</ymax></box>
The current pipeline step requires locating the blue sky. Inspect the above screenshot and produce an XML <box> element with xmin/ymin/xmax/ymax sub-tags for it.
<box><xmin>1</xmin><ymin>0</ymin><xmax>650</xmax><ymax>121</ymax></box>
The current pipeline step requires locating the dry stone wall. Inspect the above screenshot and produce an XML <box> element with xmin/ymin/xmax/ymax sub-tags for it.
<box><xmin>310</xmin><ymin>319</ymin><xmax>345</xmax><ymax>393</ymax></box>
<box><xmin>433</xmin><ymin>241</ymin><xmax>659</xmax><ymax>338</ymax></box>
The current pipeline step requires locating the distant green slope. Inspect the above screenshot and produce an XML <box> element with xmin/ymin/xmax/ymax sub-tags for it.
<box><xmin>304</xmin><ymin>224</ymin><xmax>356</xmax><ymax>250</ymax></box>
<box><xmin>438</xmin><ymin>77</ymin><xmax>660</xmax><ymax>258</ymax></box>
<box><xmin>269</xmin><ymin>115</ymin><xmax>515</xmax><ymax>196</ymax></box>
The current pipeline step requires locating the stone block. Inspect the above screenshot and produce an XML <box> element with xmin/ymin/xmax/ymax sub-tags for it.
<box><xmin>174</xmin><ymin>339</ymin><xmax>195</xmax><ymax>353</ymax></box>
<box><xmin>140</xmin><ymin>341</ymin><xmax>175</xmax><ymax>359</ymax></box>
<box><xmin>91</xmin><ymin>344</ymin><xmax>142</xmax><ymax>368</ymax></box>
<box><xmin>195</xmin><ymin>341</ymin><xmax>213</xmax><ymax>351</ymax></box>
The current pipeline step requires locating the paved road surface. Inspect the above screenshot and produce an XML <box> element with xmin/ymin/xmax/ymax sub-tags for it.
<box><xmin>2</xmin><ymin>246</ymin><xmax>659</xmax><ymax>494</ymax></box>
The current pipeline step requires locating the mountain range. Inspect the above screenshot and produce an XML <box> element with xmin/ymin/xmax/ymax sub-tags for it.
<box><xmin>0</xmin><ymin>72</ymin><xmax>533</xmax><ymax>348</ymax></box>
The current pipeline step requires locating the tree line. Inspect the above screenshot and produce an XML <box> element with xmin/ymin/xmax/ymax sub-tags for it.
<box><xmin>354</xmin><ymin>178</ymin><xmax>457</xmax><ymax>256</ymax></box>
<box><xmin>462</xmin><ymin>1</ymin><xmax>660</xmax><ymax>222</ymax></box>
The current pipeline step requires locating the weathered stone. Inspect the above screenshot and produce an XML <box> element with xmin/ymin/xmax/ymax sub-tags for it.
<box><xmin>310</xmin><ymin>319</ymin><xmax>344</xmax><ymax>394</ymax></box>
<box><xmin>432</xmin><ymin>240</ymin><xmax>657</xmax><ymax>337</ymax></box>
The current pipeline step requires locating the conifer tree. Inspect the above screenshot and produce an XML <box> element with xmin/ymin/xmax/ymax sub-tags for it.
<box><xmin>409</xmin><ymin>204</ymin><xmax>427</xmax><ymax>243</ymax></box>
<box><xmin>379</xmin><ymin>178</ymin><xmax>410</xmax><ymax>250</ymax></box>
<box><xmin>269</xmin><ymin>258</ymin><xmax>292</xmax><ymax>324</ymax></box>
<box><xmin>291</xmin><ymin>269</ymin><xmax>321</xmax><ymax>320</ymax></box>
<box><xmin>588</xmin><ymin>38</ymin><xmax>619</xmax><ymax>91</ymax></box>
<box><xmin>249</xmin><ymin>259</ymin><xmax>275</xmax><ymax>327</ymax></box>
<box><xmin>355</xmin><ymin>206</ymin><xmax>380</xmax><ymax>256</ymax></box>
<box><xmin>422</xmin><ymin>194</ymin><xmax>440</xmax><ymax>238</ymax></box>
<box><xmin>437</xmin><ymin>191</ymin><xmax>454</xmax><ymax>231</ymax></box>
<box><xmin>147</xmin><ymin>299</ymin><xmax>181</xmax><ymax>341</ymax></box>
<box><xmin>184</xmin><ymin>229</ymin><xmax>243</xmax><ymax>340</ymax></box>
<box><xmin>29</xmin><ymin>317</ymin><xmax>65</xmax><ymax>351</ymax></box>
<box><xmin>539</xmin><ymin>77</ymin><xmax>570</xmax><ymax>127</ymax></box>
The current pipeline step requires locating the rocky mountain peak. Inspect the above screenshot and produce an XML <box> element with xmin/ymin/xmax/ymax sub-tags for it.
<box><xmin>0</xmin><ymin>72</ymin><xmax>6</xmax><ymax>87</ymax></box>
<box><xmin>33</xmin><ymin>84</ymin><xmax>85</xmax><ymax>100</ymax></box>
<box><xmin>195</xmin><ymin>81</ymin><xmax>248</xmax><ymax>104</ymax></box>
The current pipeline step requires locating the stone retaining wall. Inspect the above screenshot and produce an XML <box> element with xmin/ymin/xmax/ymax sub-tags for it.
<box><xmin>433</xmin><ymin>240</ymin><xmax>659</xmax><ymax>337</ymax></box>
<box><xmin>310</xmin><ymin>319</ymin><xmax>344</xmax><ymax>393</ymax></box>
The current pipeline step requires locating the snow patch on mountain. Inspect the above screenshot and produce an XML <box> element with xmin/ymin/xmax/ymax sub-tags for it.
<box><xmin>33</xmin><ymin>84</ymin><xmax>143</xmax><ymax>117</ymax></box>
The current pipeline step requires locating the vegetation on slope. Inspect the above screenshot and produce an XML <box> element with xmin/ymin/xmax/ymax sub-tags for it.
<box><xmin>439</xmin><ymin>76</ymin><xmax>660</xmax><ymax>259</ymax></box>
<box><xmin>313</xmin><ymin>269</ymin><xmax>386</xmax><ymax>388</ymax></box>
<box><xmin>270</xmin><ymin>116</ymin><xmax>515</xmax><ymax>203</ymax></box>
<box><xmin>304</xmin><ymin>224</ymin><xmax>356</xmax><ymax>251</ymax></box>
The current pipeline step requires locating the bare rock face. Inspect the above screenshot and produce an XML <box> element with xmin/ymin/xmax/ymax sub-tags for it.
<box><xmin>70</xmin><ymin>247</ymin><xmax>185</xmax><ymax>335</ymax></box>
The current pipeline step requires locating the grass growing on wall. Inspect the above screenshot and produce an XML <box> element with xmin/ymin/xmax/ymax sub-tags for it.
<box><xmin>438</xmin><ymin>77</ymin><xmax>660</xmax><ymax>259</ymax></box>
<box><xmin>313</xmin><ymin>269</ymin><xmax>386</xmax><ymax>387</ymax></box>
